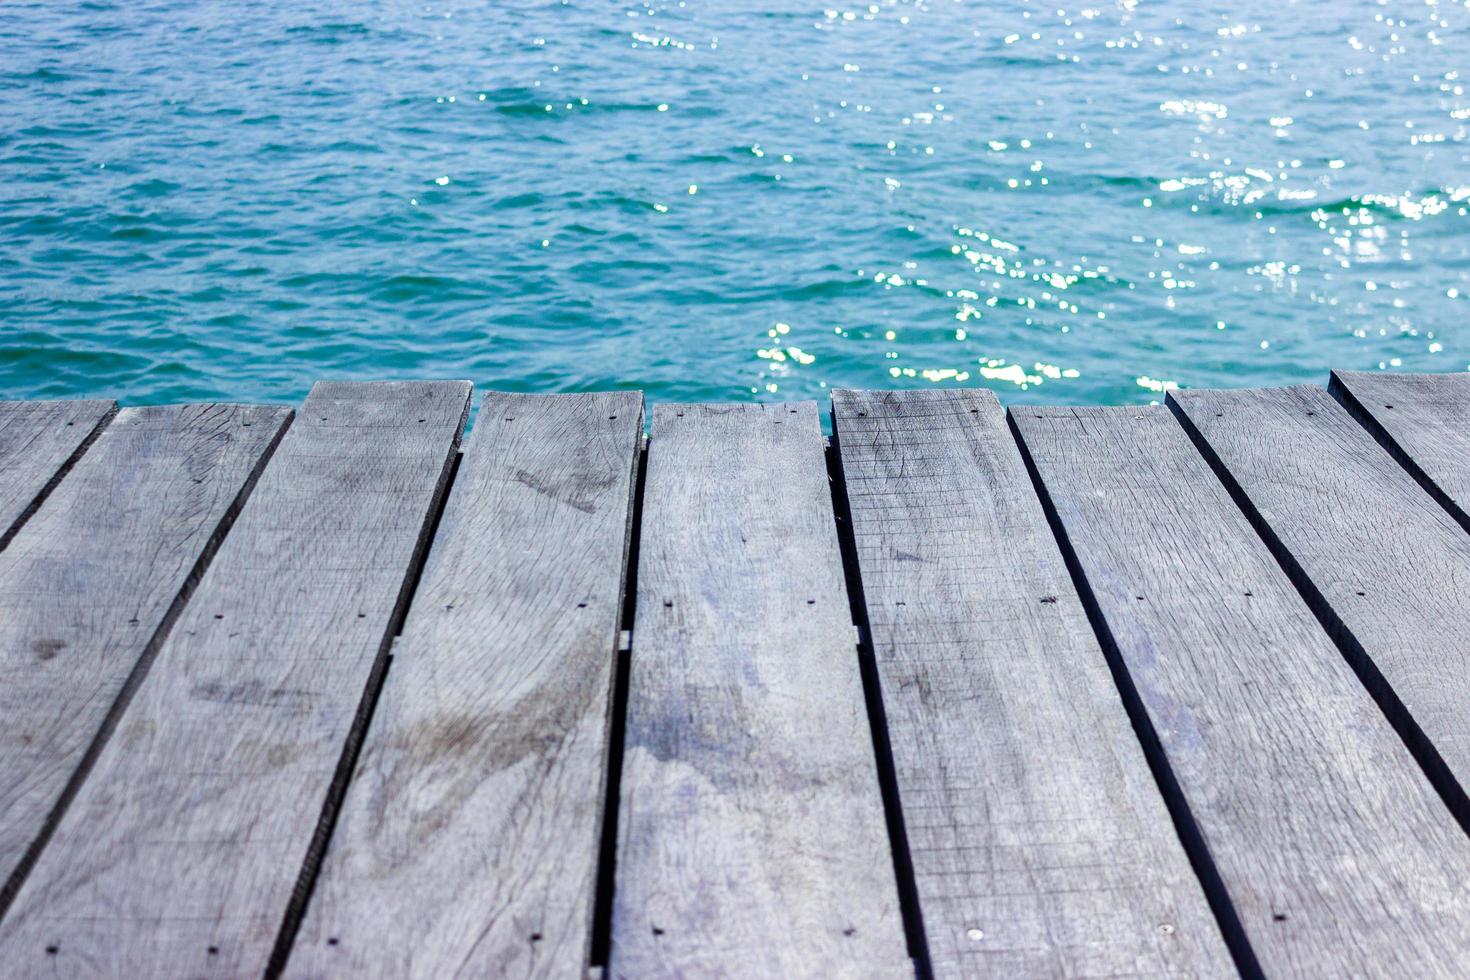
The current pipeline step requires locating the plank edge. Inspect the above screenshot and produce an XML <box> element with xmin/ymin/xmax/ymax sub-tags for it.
<box><xmin>1165</xmin><ymin>389</ymin><xmax>1470</xmax><ymax>847</ymax></box>
<box><xmin>0</xmin><ymin>404</ymin><xmax>294</xmax><ymax>920</ymax></box>
<box><xmin>1007</xmin><ymin>403</ymin><xmax>1264</xmax><ymax>979</ymax></box>
<box><xmin>1327</xmin><ymin>369</ymin><xmax>1470</xmax><ymax>536</ymax></box>
<box><xmin>0</xmin><ymin>400</ymin><xmax>118</xmax><ymax>552</ymax></box>
<box><xmin>266</xmin><ymin>386</ymin><xmax>473</xmax><ymax>978</ymax></box>
<box><xmin>827</xmin><ymin>394</ymin><xmax>935</xmax><ymax>974</ymax></box>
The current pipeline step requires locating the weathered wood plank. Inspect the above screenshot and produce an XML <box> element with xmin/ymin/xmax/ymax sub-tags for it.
<box><xmin>832</xmin><ymin>389</ymin><xmax>1229</xmax><ymax>977</ymax></box>
<box><xmin>0</xmin><ymin>381</ymin><xmax>471</xmax><ymax>977</ymax></box>
<box><xmin>287</xmin><ymin>391</ymin><xmax>643</xmax><ymax>978</ymax></box>
<box><xmin>1013</xmin><ymin>404</ymin><xmax>1470</xmax><ymax>978</ymax></box>
<box><xmin>611</xmin><ymin>402</ymin><xmax>910</xmax><ymax>978</ymax></box>
<box><xmin>1330</xmin><ymin>370</ymin><xmax>1470</xmax><ymax>530</ymax></box>
<box><xmin>0</xmin><ymin>404</ymin><xmax>291</xmax><ymax>911</ymax></box>
<box><xmin>0</xmin><ymin>399</ymin><xmax>114</xmax><ymax>549</ymax></box>
<box><xmin>1171</xmin><ymin>383</ymin><xmax>1470</xmax><ymax>828</ymax></box>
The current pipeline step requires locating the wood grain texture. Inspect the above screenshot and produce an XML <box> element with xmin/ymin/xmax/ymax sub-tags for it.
<box><xmin>1330</xmin><ymin>370</ymin><xmax>1470</xmax><ymax>529</ymax></box>
<box><xmin>0</xmin><ymin>381</ymin><xmax>471</xmax><ymax>978</ymax></box>
<box><xmin>287</xmin><ymin>391</ymin><xmax>643</xmax><ymax>979</ymax></box>
<box><xmin>0</xmin><ymin>399</ymin><xmax>115</xmax><ymax>549</ymax></box>
<box><xmin>832</xmin><ymin>388</ymin><xmax>1229</xmax><ymax>978</ymax></box>
<box><xmin>610</xmin><ymin>402</ymin><xmax>910</xmax><ymax>979</ymax></box>
<box><xmin>1013</xmin><ymin>404</ymin><xmax>1470</xmax><ymax>978</ymax></box>
<box><xmin>0</xmin><ymin>404</ymin><xmax>291</xmax><ymax>910</ymax></box>
<box><xmin>1171</xmin><ymin>383</ymin><xmax>1470</xmax><ymax>827</ymax></box>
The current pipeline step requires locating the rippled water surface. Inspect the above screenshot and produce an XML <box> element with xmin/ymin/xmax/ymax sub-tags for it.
<box><xmin>3</xmin><ymin>0</ymin><xmax>1468</xmax><ymax>407</ymax></box>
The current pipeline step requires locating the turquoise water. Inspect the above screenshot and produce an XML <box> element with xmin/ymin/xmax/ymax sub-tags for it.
<box><xmin>3</xmin><ymin>0</ymin><xmax>1468</xmax><ymax>408</ymax></box>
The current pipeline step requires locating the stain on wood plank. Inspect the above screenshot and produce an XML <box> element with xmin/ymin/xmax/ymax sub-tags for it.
<box><xmin>286</xmin><ymin>391</ymin><xmax>642</xmax><ymax>978</ymax></box>
<box><xmin>610</xmin><ymin>402</ymin><xmax>910</xmax><ymax>978</ymax></box>
<box><xmin>0</xmin><ymin>382</ymin><xmax>470</xmax><ymax>977</ymax></box>
<box><xmin>0</xmin><ymin>403</ymin><xmax>290</xmax><ymax>912</ymax></box>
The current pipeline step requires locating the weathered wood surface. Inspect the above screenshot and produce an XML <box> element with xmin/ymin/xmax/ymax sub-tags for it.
<box><xmin>1013</xmin><ymin>404</ymin><xmax>1470</xmax><ymax>977</ymax></box>
<box><xmin>1330</xmin><ymin>370</ymin><xmax>1470</xmax><ymax>529</ymax></box>
<box><xmin>0</xmin><ymin>404</ymin><xmax>290</xmax><ymax>911</ymax></box>
<box><xmin>0</xmin><ymin>381</ymin><xmax>471</xmax><ymax>977</ymax></box>
<box><xmin>1172</xmin><ymin>385</ymin><xmax>1470</xmax><ymax>823</ymax></box>
<box><xmin>832</xmin><ymin>389</ymin><xmax>1229</xmax><ymax>977</ymax></box>
<box><xmin>611</xmin><ymin>402</ymin><xmax>910</xmax><ymax>978</ymax></box>
<box><xmin>289</xmin><ymin>391</ymin><xmax>643</xmax><ymax>978</ymax></box>
<box><xmin>0</xmin><ymin>399</ymin><xmax>114</xmax><ymax>548</ymax></box>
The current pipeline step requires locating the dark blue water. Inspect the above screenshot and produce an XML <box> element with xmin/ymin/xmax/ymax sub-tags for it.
<box><xmin>3</xmin><ymin>0</ymin><xmax>1467</xmax><ymax>407</ymax></box>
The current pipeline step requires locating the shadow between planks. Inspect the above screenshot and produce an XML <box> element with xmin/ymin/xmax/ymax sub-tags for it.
<box><xmin>0</xmin><ymin>372</ymin><xmax>1469</xmax><ymax>978</ymax></box>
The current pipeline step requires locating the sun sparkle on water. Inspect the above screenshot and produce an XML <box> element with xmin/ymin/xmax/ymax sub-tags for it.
<box><xmin>0</xmin><ymin>0</ymin><xmax>1466</xmax><ymax>410</ymax></box>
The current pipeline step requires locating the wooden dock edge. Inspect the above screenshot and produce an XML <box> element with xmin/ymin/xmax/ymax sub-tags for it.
<box><xmin>0</xmin><ymin>370</ymin><xmax>1467</xmax><ymax>977</ymax></box>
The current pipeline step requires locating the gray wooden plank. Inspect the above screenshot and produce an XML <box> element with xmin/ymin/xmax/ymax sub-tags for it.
<box><xmin>832</xmin><ymin>388</ymin><xmax>1230</xmax><ymax>978</ymax></box>
<box><xmin>1330</xmin><ymin>370</ymin><xmax>1470</xmax><ymax>530</ymax></box>
<box><xmin>286</xmin><ymin>390</ymin><xmax>643</xmax><ymax>978</ymax></box>
<box><xmin>0</xmin><ymin>380</ymin><xmax>471</xmax><ymax>977</ymax></box>
<box><xmin>1013</xmin><ymin>404</ymin><xmax>1470</xmax><ymax>978</ymax></box>
<box><xmin>0</xmin><ymin>399</ymin><xmax>115</xmax><ymax>549</ymax></box>
<box><xmin>1171</xmin><ymin>383</ymin><xmax>1470</xmax><ymax>828</ymax></box>
<box><xmin>0</xmin><ymin>403</ymin><xmax>291</xmax><ymax>911</ymax></box>
<box><xmin>610</xmin><ymin>401</ymin><xmax>910</xmax><ymax>978</ymax></box>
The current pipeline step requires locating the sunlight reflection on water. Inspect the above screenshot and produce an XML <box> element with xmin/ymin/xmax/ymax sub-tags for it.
<box><xmin>0</xmin><ymin>0</ymin><xmax>1466</xmax><ymax>407</ymax></box>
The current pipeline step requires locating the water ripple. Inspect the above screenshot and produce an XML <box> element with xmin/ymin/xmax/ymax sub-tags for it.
<box><xmin>1</xmin><ymin>0</ymin><xmax>1467</xmax><ymax>409</ymax></box>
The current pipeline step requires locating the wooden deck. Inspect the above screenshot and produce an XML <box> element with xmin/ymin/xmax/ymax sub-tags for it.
<box><xmin>0</xmin><ymin>371</ymin><xmax>1468</xmax><ymax>978</ymax></box>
